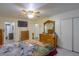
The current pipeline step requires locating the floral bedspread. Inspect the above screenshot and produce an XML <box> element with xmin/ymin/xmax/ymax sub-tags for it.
<box><xmin>0</xmin><ymin>42</ymin><xmax>53</xmax><ymax>56</ymax></box>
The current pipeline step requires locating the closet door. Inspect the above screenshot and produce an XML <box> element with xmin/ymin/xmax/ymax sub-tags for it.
<box><xmin>61</xmin><ymin>19</ymin><xmax>72</xmax><ymax>50</ymax></box>
<box><xmin>73</xmin><ymin>18</ymin><xmax>79</xmax><ymax>52</ymax></box>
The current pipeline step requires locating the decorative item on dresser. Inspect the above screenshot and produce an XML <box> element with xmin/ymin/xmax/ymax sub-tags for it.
<box><xmin>39</xmin><ymin>20</ymin><xmax>57</xmax><ymax>48</ymax></box>
<box><xmin>21</xmin><ymin>31</ymin><xmax>29</xmax><ymax>41</ymax></box>
<box><xmin>0</xmin><ymin>29</ymin><xmax>3</xmax><ymax>47</ymax></box>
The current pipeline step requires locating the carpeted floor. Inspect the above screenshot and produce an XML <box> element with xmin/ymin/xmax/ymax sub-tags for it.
<box><xmin>56</xmin><ymin>48</ymin><xmax>79</xmax><ymax>56</ymax></box>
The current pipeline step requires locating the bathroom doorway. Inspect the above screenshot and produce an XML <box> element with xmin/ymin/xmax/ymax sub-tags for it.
<box><xmin>4</xmin><ymin>22</ymin><xmax>15</xmax><ymax>43</ymax></box>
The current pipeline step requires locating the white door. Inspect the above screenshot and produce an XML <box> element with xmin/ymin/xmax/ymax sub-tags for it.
<box><xmin>61</xmin><ymin>19</ymin><xmax>72</xmax><ymax>50</ymax></box>
<box><xmin>73</xmin><ymin>18</ymin><xmax>79</xmax><ymax>52</ymax></box>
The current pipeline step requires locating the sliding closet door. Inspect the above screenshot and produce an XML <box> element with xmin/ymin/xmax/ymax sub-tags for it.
<box><xmin>61</xmin><ymin>19</ymin><xmax>72</xmax><ymax>50</ymax></box>
<box><xmin>73</xmin><ymin>18</ymin><xmax>79</xmax><ymax>52</ymax></box>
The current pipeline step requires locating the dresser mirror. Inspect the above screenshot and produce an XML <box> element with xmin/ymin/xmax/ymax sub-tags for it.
<box><xmin>44</xmin><ymin>20</ymin><xmax>55</xmax><ymax>34</ymax></box>
<box><xmin>39</xmin><ymin>20</ymin><xmax>57</xmax><ymax>47</ymax></box>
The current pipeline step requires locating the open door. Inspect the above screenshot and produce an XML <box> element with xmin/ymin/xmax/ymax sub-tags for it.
<box><xmin>4</xmin><ymin>22</ymin><xmax>15</xmax><ymax>43</ymax></box>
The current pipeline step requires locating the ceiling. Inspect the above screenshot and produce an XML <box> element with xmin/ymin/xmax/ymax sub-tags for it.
<box><xmin>0</xmin><ymin>3</ymin><xmax>79</xmax><ymax>18</ymax></box>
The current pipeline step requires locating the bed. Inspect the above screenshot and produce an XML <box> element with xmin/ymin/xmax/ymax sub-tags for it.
<box><xmin>0</xmin><ymin>40</ymin><xmax>57</xmax><ymax>56</ymax></box>
<box><xmin>25</xmin><ymin>40</ymin><xmax>57</xmax><ymax>56</ymax></box>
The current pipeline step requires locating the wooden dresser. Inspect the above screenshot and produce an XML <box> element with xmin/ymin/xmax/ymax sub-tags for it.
<box><xmin>39</xmin><ymin>33</ymin><xmax>57</xmax><ymax>48</ymax></box>
<box><xmin>0</xmin><ymin>29</ymin><xmax>3</xmax><ymax>46</ymax></box>
<box><xmin>21</xmin><ymin>31</ymin><xmax>29</xmax><ymax>41</ymax></box>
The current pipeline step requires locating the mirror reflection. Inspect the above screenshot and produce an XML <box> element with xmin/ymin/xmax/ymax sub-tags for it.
<box><xmin>44</xmin><ymin>20</ymin><xmax>55</xmax><ymax>34</ymax></box>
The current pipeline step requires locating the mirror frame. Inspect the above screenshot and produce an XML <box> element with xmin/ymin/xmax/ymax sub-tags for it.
<box><xmin>44</xmin><ymin>20</ymin><xmax>55</xmax><ymax>34</ymax></box>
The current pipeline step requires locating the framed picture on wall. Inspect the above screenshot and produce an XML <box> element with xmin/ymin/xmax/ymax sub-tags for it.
<box><xmin>18</xmin><ymin>21</ymin><xmax>28</xmax><ymax>27</ymax></box>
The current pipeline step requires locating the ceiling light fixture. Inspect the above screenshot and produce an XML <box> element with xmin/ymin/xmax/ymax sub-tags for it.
<box><xmin>19</xmin><ymin>9</ymin><xmax>40</xmax><ymax>19</ymax></box>
<box><xmin>27</xmin><ymin>14</ymin><xmax>34</xmax><ymax>18</ymax></box>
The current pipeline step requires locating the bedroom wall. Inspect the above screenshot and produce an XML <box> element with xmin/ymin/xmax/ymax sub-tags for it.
<box><xmin>0</xmin><ymin>17</ymin><xmax>29</xmax><ymax>43</ymax></box>
<box><xmin>50</xmin><ymin>9</ymin><xmax>79</xmax><ymax>51</ymax></box>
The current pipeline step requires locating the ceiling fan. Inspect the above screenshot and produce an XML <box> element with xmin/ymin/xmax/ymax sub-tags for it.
<box><xmin>18</xmin><ymin>9</ymin><xmax>40</xmax><ymax>19</ymax></box>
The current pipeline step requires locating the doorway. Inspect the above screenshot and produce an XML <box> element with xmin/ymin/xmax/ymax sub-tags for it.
<box><xmin>32</xmin><ymin>24</ymin><xmax>39</xmax><ymax>40</ymax></box>
<box><xmin>4</xmin><ymin>22</ymin><xmax>15</xmax><ymax>43</ymax></box>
